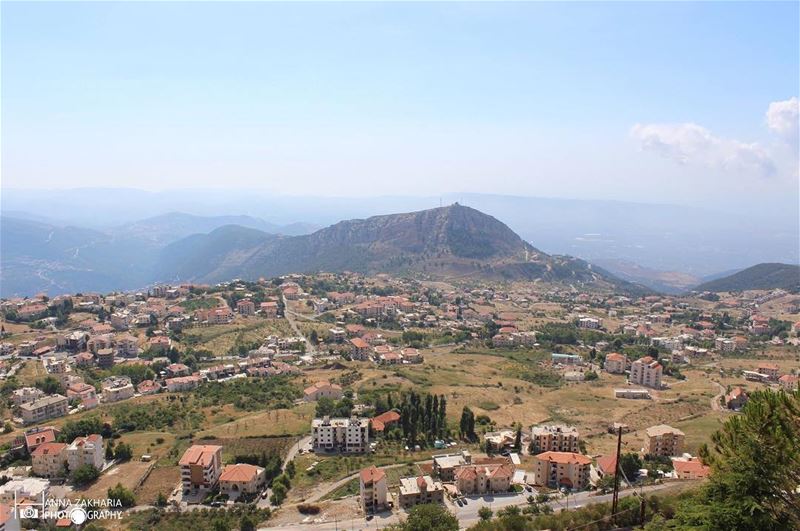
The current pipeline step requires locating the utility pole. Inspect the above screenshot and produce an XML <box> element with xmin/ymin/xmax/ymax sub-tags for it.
<box><xmin>611</xmin><ymin>425</ymin><xmax>623</xmax><ymax>525</ymax></box>
<box><xmin>640</xmin><ymin>496</ymin><xmax>647</xmax><ymax>525</ymax></box>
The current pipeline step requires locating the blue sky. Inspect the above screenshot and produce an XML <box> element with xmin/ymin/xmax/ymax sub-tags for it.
<box><xmin>2</xmin><ymin>2</ymin><xmax>798</xmax><ymax>213</ymax></box>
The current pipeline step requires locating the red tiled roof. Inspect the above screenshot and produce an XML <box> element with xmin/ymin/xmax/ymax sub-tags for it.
<box><xmin>360</xmin><ymin>465</ymin><xmax>385</xmax><ymax>484</ymax></box>
<box><xmin>350</xmin><ymin>338</ymin><xmax>369</xmax><ymax>349</ymax></box>
<box><xmin>31</xmin><ymin>442</ymin><xmax>67</xmax><ymax>456</ymax></box>
<box><xmin>596</xmin><ymin>454</ymin><xmax>617</xmax><ymax>475</ymax></box>
<box><xmin>371</xmin><ymin>410</ymin><xmax>401</xmax><ymax>431</ymax></box>
<box><xmin>673</xmin><ymin>459</ymin><xmax>710</xmax><ymax>478</ymax></box>
<box><xmin>179</xmin><ymin>445</ymin><xmax>221</xmax><ymax>467</ymax></box>
<box><xmin>220</xmin><ymin>463</ymin><xmax>261</xmax><ymax>483</ymax></box>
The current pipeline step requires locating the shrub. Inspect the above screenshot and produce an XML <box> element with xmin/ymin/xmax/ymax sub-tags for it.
<box><xmin>297</xmin><ymin>504</ymin><xmax>321</xmax><ymax>515</ymax></box>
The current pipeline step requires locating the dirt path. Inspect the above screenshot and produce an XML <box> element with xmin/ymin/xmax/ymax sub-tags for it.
<box><xmin>710</xmin><ymin>380</ymin><xmax>726</xmax><ymax>411</ymax></box>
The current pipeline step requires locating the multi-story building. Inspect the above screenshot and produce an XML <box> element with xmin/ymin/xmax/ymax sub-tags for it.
<box><xmin>715</xmin><ymin>337</ymin><xmax>736</xmax><ymax>353</ymax></box>
<box><xmin>66</xmin><ymin>434</ymin><xmax>104</xmax><ymax>471</ymax></box>
<box><xmin>311</xmin><ymin>416</ymin><xmax>370</xmax><ymax>453</ymax></box>
<box><xmin>397</xmin><ymin>475</ymin><xmax>445</xmax><ymax>508</ymax></box>
<box><xmin>22</xmin><ymin>426</ymin><xmax>60</xmax><ymax>453</ymax></box>
<box><xmin>114</xmin><ymin>333</ymin><xmax>139</xmax><ymax>358</ymax></box>
<box><xmin>779</xmin><ymin>374</ymin><xmax>799</xmax><ymax>391</ymax></box>
<box><xmin>432</xmin><ymin>451</ymin><xmax>472</xmax><ymax>481</ymax></box>
<box><xmin>530</xmin><ymin>425</ymin><xmax>580</xmax><ymax>454</ymax></box>
<box><xmin>66</xmin><ymin>382</ymin><xmax>99</xmax><ymax>410</ymax></box>
<box><xmin>454</xmin><ymin>463</ymin><xmax>514</xmax><ymax>495</ymax></box>
<box><xmin>756</xmin><ymin>363</ymin><xmax>780</xmax><ymax>381</ymax></box>
<box><xmin>179</xmin><ymin>445</ymin><xmax>223</xmax><ymax>492</ymax></box>
<box><xmin>531</xmin><ymin>451</ymin><xmax>592</xmax><ymax>491</ymax></box>
<box><xmin>236</xmin><ymin>299</ymin><xmax>255</xmax><ymax>316</ymax></box>
<box><xmin>359</xmin><ymin>466</ymin><xmax>388</xmax><ymax>514</ymax></box>
<box><xmin>577</xmin><ymin>317</ymin><xmax>601</xmax><ymax>329</ymax></box>
<box><xmin>165</xmin><ymin>374</ymin><xmax>203</xmax><ymax>392</ymax></box>
<box><xmin>101</xmin><ymin>376</ymin><xmax>135</xmax><ymax>403</ymax></box>
<box><xmin>604</xmin><ymin>353</ymin><xmax>627</xmax><ymax>374</ymax></box>
<box><xmin>20</xmin><ymin>395</ymin><xmax>69</xmax><ymax>425</ymax></box>
<box><xmin>11</xmin><ymin>387</ymin><xmax>45</xmax><ymax>407</ymax></box>
<box><xmin>349</xmin><ymin>338</ymin><xmax>372</xmax><ymax>361</ymax></box>
<box><xmin>31</xmin><ymin>442</ymin><xmax>67</xmax><ymax>478</ymax></box>
<box><xmin>259</xmin><ymin>302</ymin><xmax>279</xmax><ymax>318</ymax></box>
<box><xmin>110</xmin><ymin>312</ymin><xmax>131</xmax><ymax>331</ymax></box>
<box><xmin>645</xmin><ymin>425</ymin><xmax>685</xmax><ymax>457</ymax></box>
<box><xmin>96</xmin><ymin>348</ymin><xmax>115</xmax><ymax>369</ymax></box>
<box><xmin>629</xmin><ymin>356</ymin><xmax>663</xmax><ymax>389</ymax></box>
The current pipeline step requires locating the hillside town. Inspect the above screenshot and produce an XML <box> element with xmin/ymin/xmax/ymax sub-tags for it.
<box><xmin>0</xmin><ymin>272</ymin><xmax>797</xmax><ymax>529</ymax></box>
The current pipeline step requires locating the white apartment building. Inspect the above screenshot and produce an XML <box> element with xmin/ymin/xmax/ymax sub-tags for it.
<box><xmin>530</xmin><ymin>425</ymin><xmax>580</xmax><ymax>454</ymax></box>
<box><xmin>11</xmin><ymin>387</ymin><xmax>45</xmax><ymax>406</ymax></box>
<box><xmin>66</xmin><ymin>434</ymin><xmax>104</xmax><ymax>471</ymax></box>
<box><xmin>312</xmin><ymin>416</ymin><xmax>370</xmax><ymax>453</ymax></box>
<box><xmin>101</xmin><ymin>376</ymin><xmax>135</xmax><ymax>403</ymax></box>
<box><xmin>20</xmin><ymin>395</ymin><xmax>69</xmax><ymax>425</ymax></box>
<box><xmin>629</xmin><ymin>356</ymin><xmax>663</xmax><ymax>389</ymax></box>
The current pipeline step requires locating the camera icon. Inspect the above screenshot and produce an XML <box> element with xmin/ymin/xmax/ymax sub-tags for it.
<box><xmin>19</xmin><ymin>507</ymin><xmax>39</xmax><ymax>519</ymax></box>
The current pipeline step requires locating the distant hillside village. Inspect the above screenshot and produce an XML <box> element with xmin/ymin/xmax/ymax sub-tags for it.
<box><xmin>0</xmin><ymin>271</ymin><xmax>797</xmax><ymax>529</ymax></box>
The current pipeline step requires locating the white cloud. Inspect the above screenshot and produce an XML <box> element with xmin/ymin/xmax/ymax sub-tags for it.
<box><xmin>766</xmin><ymin>97</ymin><xmax>799</xmax><ymax>144</ymax></box>
<box><xmin>630</xmin><ymin>122</ymin><xmax>776</xmax><ymax>178</ymax></box>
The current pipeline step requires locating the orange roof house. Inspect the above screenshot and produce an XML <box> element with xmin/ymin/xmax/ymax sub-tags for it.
<box><xmin>371</xmin><ymin>411</ymin><xmax>401</xmax><ymax>432</ymax></box>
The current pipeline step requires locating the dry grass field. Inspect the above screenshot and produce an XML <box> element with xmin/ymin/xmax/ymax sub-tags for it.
<box><xmin>301</xmin><ymin>346</ymin><xmax>733</xmax><ymax>459</ymax></box>
<box><xmin>181</xmin><ymin>319</ymin><xmax>294</xmax><ymax>356</ymax></box>
<box><xmin>136</xmin><ymin>466</ymin><xmax>181</xmax><ymax>504</ymax></box>
<box><xmin>198</xmin><ymin>403</ymin><xmax>315</xmax><ymax>438</ymax></box>
<box><xmin>73</xmin><ymin>460</ymin><xmax>152</xmax><ymax>501</ymax></box>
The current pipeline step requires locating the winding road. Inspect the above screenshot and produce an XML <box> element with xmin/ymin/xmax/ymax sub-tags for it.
<box><xmin>261</xmin><ymin>482</ymin><xmax>679</xmax><ymax>530</ymax></box>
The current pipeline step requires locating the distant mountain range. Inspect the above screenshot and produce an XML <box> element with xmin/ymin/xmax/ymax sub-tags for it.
<box><xmin>0</xmin><ymin>213</ymin><xmax>317</xmax><ymax>297</ymax></box>
<box><xmin>693</xmin><ymin>263</ymin><xmax>800</xmax><ymax>293</ymax></box>
<box><xmin>1</xmin><ymin>205</ymin><xmax>650</xmax><ymax>297</ymax></box>
<box><xmin>4</xmin><ymin>189</ymin><xmax>798</xmax><ymax>278</ymax></box>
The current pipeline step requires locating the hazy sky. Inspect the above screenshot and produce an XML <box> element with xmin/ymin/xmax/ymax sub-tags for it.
<box><xmin>2</xmin><ymin>2</ymin><xmax>798</xmax><ymax>214</ymax></box>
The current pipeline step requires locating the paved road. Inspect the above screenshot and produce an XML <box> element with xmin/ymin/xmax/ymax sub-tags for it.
<box><xmin>258</xmin><ymin>436</ymin><xmax>313</xmax><ymax>509</ymax></box>
<box><xmin>283</xmin><ymin>295</ymin><xmax>316</xmax><ymax>354</ymax></box>
<box><xmin>260</xmin><ymin>482</ymin><xmax>676</xmax><ymax>530</ymax></box>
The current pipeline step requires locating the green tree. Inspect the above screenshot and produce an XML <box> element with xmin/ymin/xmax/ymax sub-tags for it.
<box><xmin>270</xmin><ymin>482</ymin><xmax>287</xmax><ymax>505</ymax></box>
<box><xmin>478</xmin><ymin>506</ymin><xmax>493</xmax><ymax>521</ymax></box>
<box><xmin>674</xmin><ymin>387</ymin><xmax>800</xmax><ymax>530</ymax></box>
<box><xmin>459</xmin><ymin>407</ymin><xmax>476</xmax><ymax>441</ymax></box>
<box><xmin>114</xmin><ymin>442</ymin><xmax>133</xmax><ymax>461</ymax></box>
<box><xmin>71</xmin><ymin>464</ymin><xmax>100</xmax><ymax>486</ymax></box>
<box><xmin>401</xmin><ymin>504</ymin><xmax>458</xmax><ymax>531</ymax></box>
<box><xmin>240</xmin><ymin>514</ymin><xmax>256</xmax><ymax>531</ymax></box>
<box><xmin>513</xmin><ymin>425</ymin><xmax>522</xmax><ymax>452</ymax></box>
<box><xmin>285</xmin><ymin>460</ymin><xmax>296</xmax><ymax>478</ymax></box>
<box><xmin>107</xmin><ymin>483</ymin><xmax>136</xmax><ymax>507</ymax></box>
<box><xmin>35</xmin><ymin>376</ymin><xmax>64</xmax><ymax>395</ymax></box>
<box><xmin>155</xmin><ymin>491</ymin><xmax>168</xmax><ymax>507</ymax></box>
<box><xmin>619</xmin><ymin>452</ymin><xmax>643</xmax><ymax>482</ymax></box>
